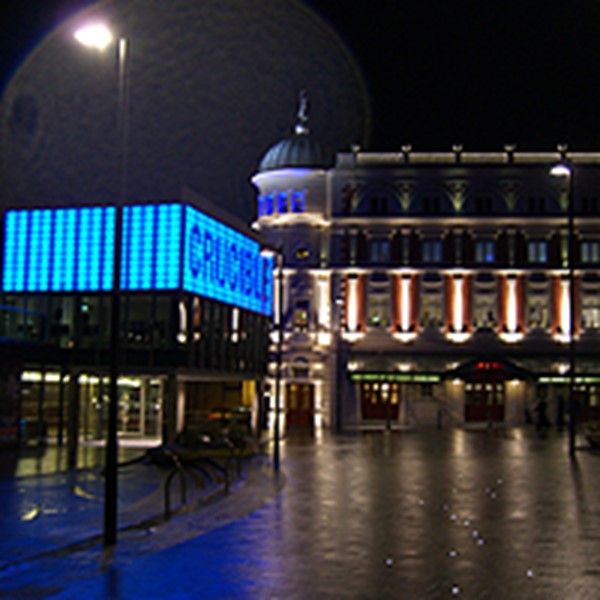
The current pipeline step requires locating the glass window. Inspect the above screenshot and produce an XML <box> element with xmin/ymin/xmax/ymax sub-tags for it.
<box><xmin>293</xmin><ymin>300</ymin><xmax>310</xmax><ymax>331</ymax></box>
<box><xmin>527</xmin><ymin>240</ymin><xmax>548</xmax><ymax>263</ymax></box>
<box><xmin>368</xmin><ymin>294</ymin><xmax>389</xmax><ymax>327</ymax></box>
<box><xmin>581</xmin><ymin>240</ymin><xmax>600</xmax><ymax>263</ymax></box>
<box><xmin>265</xmin><ymin>194</ymin><xmax>274</xmax><ymax>215</ymax></box>
<box><xmin>292</xmin><ymin>191</ymin><xmax>306</xmax><ymax>213</ymax></box>
<box><xmin>370</xmin><ymin>239</ymin><xmax>390</xmax><ymax>263</ymax></box>
<box><xmin>369</xmin><ymin>196</ymin><xmax>388</xmax><ymax>214</ymax></box>
<box><xmin>278</xmin><ymin>192</ymin><xmax>288</xmax><ymax>213</ymax></box>
<box><xmin>422</xmin><ymin>239</ymin><xmax>442</xmax><ymax>263</ymax></box>
<box><xmin>475</xmin><ymin>240</ymin><xmax>495</xmax><ymax>263</ymax></box>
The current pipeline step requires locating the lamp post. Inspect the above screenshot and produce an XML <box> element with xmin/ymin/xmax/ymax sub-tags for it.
<box><xmin>550</xmin><ymin>160</ymin><xmax>577</xmax><ymax>456</ymax></box>
<box><xmin>273</xmin><ymin>247</ymin><xmax>283</xmax><ymax>471</ymax></box>
<box><xmin>74</xmin><ymin>23</ymin><xmax>129</xmax><ymax>546</ymax></box>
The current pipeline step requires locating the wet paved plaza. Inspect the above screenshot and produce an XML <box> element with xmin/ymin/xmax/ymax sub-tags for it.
<box><xmin>2</xmin><ymin>428</ymin><xmax>600</xmax><ymax>599</ymax></box>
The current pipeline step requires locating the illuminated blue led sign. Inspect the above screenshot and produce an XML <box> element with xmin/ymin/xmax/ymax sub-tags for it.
<box><xmin>2</xmin><ymin>203</ymin><xmax>273</xmax><ymax>316</ymax></box>
<box><xmin>121</xmin><ymin>204</ymin><xmax>182</xmax><ymax>290</ymax></box>
<box><xmin>183</xmin><ymin>205</ymin><xmax>273</xmax><ymax>316</ymax></box>
<box><xmin>2</xmin><ymin>207</ymin><xmax>115</xmax><ymax>292</ymax></box>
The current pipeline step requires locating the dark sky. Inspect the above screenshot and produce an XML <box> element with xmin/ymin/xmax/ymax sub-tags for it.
<box><xmin>305</xmin><ymin>0</ymin><xmax>600</xmax><ymax>151</ymax></box>
<box><xmin>2</xmin><ymin>0</ymin><xmax>600</xmax><ymax>152</ymax></box>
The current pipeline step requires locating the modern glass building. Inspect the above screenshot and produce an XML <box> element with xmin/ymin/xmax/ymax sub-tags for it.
<box><xmin>253</xmin><ymin>107</ymin><xmax>600</xmax><ymax>432</ymax></box>
<box><xmin>0</xmin><ymin>199</ymin><xmax>273</xmax><ymax>448</ymax></box>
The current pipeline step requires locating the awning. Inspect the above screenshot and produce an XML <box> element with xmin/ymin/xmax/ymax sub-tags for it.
<box><xmin>445</xmin><ymin>358</ymin><xmax>534</xmax><ymax>382</ymax></box>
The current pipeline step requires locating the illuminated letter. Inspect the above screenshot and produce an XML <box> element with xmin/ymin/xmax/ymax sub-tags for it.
<box><xmin>229</xmin><ymin>242</ymin><xmax>239</xmax><ymax>290</ymax></box>
<box><xmin>204</xmin><ymin>230</ymin><xmax>214</xmax><ymax>282</ymax></box>
<box><xmin>189</xmin><ymin>224</ymin><xmax>202</xmax><ymax>278</ymax></box>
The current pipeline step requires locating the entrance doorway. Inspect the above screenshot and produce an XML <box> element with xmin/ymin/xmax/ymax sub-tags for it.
<box><xmin>360</xmin><ymin>381</ymin><xmax>400</xmax><ymax>421</ymax></box>
<box><xmin>575</xmin><ymin>385</ymin><xmax>600</xmax><ymax>422</ymax></box>
<box><xmin>285</xmin><ymin>383</ymin><xmax>314</xmax><ymax>431</ymax></box>
<box><xmin>465</xmin><ymin>382</ymin><xmax>505</xmax><ymax>422</ymax></box>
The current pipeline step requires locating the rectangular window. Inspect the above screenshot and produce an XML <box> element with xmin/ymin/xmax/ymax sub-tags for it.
<box><xmin>265</xmin><ymin>194</ymin><xmax>274</xmax><ymax>215</ymax></box>
<box><xmin>527</xmin><ymin>240</ymin><xmax>548</xmax><ymax>263</ymax></box>
<box><xmin>370</xmin><ymin>239</ymin><xmax>391</xmax><ymax>263</ymax></box>
<box><xmin>293</xmin><ymin>300</ymin><xmax>310</xmax><ymax>331</ymax></box>
<box><xmin>422</xmin><ymin>239</ymin><xmax>442</xmax><ymax>263</ymax></box>
<box><xmin>475</xmin><ymin>240</ymin><xmax>495</xmax><ymax>263</ymax></box>
<box><xmin>581</xmin><ymin>240</ymin><xmax>600</xmax><ymax>263</ymax></box>
<box><xmin>369</xmin><ymin>196</ymin><xmax>388</xmax><ymax>214</ymax></box>
<box><xmin>278</xmin><ymin>192</ymin><xmax>288</xmax><ymax>213</ymax></box>
<box><xmin>291</xmin><ymin>191</ymin><xmax>306</xmax><ymax>213</ymax></box>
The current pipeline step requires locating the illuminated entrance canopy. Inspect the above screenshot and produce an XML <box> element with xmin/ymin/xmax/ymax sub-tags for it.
<box><xmin>2</xmin><ymin>203</ymin><xmax>273</xmax><ymax>316</ymax></box>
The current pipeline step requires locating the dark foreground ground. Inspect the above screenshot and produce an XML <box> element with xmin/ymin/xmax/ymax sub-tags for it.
<box><xmin>1</xmin><ymin>428</ymin><xmax>600</xmax><ymax>599</ymax></box>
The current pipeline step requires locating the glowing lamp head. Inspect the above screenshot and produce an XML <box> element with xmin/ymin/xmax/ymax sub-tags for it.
<box><xmin>550</xmin><ymin>163</ymin><xmax>572</xmax><ymax>178</ymax></box>
<box><xmin>74</xmin><ymin>24</ymin><xmax>114</xmax><ymax>50</ymax></box>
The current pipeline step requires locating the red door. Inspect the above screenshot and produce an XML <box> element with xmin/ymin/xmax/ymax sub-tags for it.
<box><xmin>361</xmin><ymin>382</ymin><xmax>400</xmax><ymax>420</ymax></box>
<box><xmin>465</xmin><ymin>382</ymin><xmax>505</xmax><ymax>422</ymax></box>
<box><xmin>285</xmin><ymin>383</ymin><xmax>314</xmax><ymax>431</ymax></box>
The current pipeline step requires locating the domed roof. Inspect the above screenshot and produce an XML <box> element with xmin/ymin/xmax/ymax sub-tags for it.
<box><xmin>258</xmin><ymin>92</ymin><xmax>334</xmax><ymax>172</ymax></box>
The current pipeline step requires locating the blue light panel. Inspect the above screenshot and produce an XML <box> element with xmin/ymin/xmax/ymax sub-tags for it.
<box><xmin>182</xmin><ymin>206</ymin><xmax>273</xmax><ymax>316</ymax></box>
<box><xmin>120</xmin><ymin>203</ymin><xmax>182</xmax><ymax>291</ymax></box>
<box><xmin>2</xmin><ymin>207</ymin><xmax>116</xmax><ymax>292</ymax></box>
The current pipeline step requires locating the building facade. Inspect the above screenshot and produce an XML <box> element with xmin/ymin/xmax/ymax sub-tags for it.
<box><xmin>253</xmin><ymin>113</ymin><xmax>600</xmax><ymax>432</ymax></box>
<box><xmin>0</xmin><ymin>196</ymin><xmax>273</xmax><ymax>449</ymax></box>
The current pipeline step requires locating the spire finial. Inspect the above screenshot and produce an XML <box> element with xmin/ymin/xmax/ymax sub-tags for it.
<box><xmin>295</xmin><ymin>89</ymin><xmax>309</xmax><ymax>135</ymax></box>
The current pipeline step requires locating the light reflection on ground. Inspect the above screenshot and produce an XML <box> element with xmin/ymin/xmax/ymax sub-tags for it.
<box><xmin>50</xmin><ymin>428</ymin><xmax>600</xmax><ymax>599</ymax></box>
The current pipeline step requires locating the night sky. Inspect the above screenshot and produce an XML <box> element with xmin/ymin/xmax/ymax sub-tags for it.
<box><xmin>1</xmin><ymin>0</ymin><xmax>600</xmax><ymax>219</ymax></box>
<box><xmin>304</xmin><ymin>0</ymin><xmax>600</xmax><ymax>151</ymax></box>
<box><xmin>3</xmin><ymin>0</ymin><xmax>600</xmax><ymax>152</ymax></box>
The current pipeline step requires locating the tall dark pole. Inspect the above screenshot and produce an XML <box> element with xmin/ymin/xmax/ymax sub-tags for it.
<box><xmin>566</xmin><ymin>166</ymin><xmax>577</xmax><ymax>456</ymax></box>
<box><xmin>551</xmin><ymin>159</ymin><xmax>577</xmax><ymax>456</ymax></box>
<box><xmin>104</xmin><ymin>37</ymin><xmax>128</xmax><ymax>547</ymax></box>
<box><xmin>273</xmin><ymin>248</ymin><xmax>283</xmax><ymax>471</ymax></box>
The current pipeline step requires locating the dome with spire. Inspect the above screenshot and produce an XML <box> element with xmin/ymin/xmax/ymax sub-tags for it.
<box><xmin>258</xmin><ymin>92</ymin><xmax>334</xmax><ymax>172</ymax></box>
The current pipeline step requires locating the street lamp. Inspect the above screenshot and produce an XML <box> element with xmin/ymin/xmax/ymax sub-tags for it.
<box><xmin>550</xmin><ymin>158</ymin><xmax>577</xmax><ymax>456</ymax></box>
<box><xmin>74</xmin><ymin>22</ymin><xmax>129</xmax><ymax>546</ymax></box>
<box><xmin>273</xmin><ymin>247</ymin><xmax>284</xmax><ymax>472</ymax></box>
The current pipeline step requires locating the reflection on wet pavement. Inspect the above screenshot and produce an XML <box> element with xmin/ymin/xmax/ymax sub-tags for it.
<box><xmin>9</xmin><ymin>429</ymin><xmax>600</xmax><ymax>599</ymax></box>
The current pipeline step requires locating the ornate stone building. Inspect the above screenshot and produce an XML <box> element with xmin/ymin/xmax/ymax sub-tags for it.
<box><xmin>253</xmin><ymin>107</ymin><xmax>600</xmax><ymax>431</ymax></box>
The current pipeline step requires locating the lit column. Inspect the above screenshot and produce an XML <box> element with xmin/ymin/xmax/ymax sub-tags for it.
<box><xmin>346</xmin><ymin>276</ymin><xmax>359</xmax><ymax>332</ymax></box>
<box><xmin>453</xmin><ymin>276</ymin><xmax>463</xmax><ymax>333</ymax></box>
<box><xmin>316</xmin><ymin>274</ymin><xmax>331</xmax><ymax>346</ymax></box>
<box><xmin>507</xmin><ymin>276</ymin><xmax>518</xmax><ymax>333</ymax></box>
<box><xmin>401</xmin><ymin>276</ymin><xmax>411</xmax><ymax>332</ymax></box>
<box><xmin>560</xmin><ymin>278</ymin><xmax>572</xmax><ymax>339</ymax></box>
